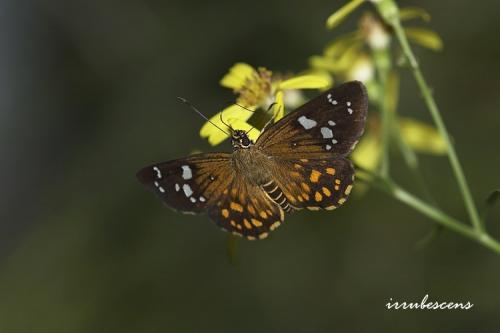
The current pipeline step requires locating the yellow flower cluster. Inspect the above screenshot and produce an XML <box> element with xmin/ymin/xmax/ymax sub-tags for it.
<box><xmin>199</xmin><ymin>1</ymin><xmax>447</xmax><ymax>178</ymax></box>
<box><xmin>200</xmin><ymin>63</ymin><xmax>331</xmax><ymax>145</ymax></box>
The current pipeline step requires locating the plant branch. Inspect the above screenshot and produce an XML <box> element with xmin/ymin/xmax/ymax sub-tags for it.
<box><xmin>374</xmin><ymin>0</ymin><xmax>484</xmax><ymax>232</ymax></box>
<box><xmin>357</xmin><ymin>171</ymin><xmax>500</xmax><ymax>254</ymax></box>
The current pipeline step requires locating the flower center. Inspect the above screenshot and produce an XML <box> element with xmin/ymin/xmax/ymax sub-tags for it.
<box><xmin>236</xmin><ymin>67</ymin><xmax>273</xmax><ymax>106</ymax></box>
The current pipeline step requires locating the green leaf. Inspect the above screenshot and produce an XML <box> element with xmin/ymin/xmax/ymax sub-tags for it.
<box><xmin>324</xmin><ymin>32</ymin><xmax>362</xmax><ymax>58</ymax></box>
<box><xmin>404</xmin><ymin>27</ymin><xmax>443</xmax><ymax>51</ymax></box>
<box><xmin>326</xmin><ymin>0</ymin><xmax>365</xmax><ymax>30</ymax></box>
<box><xmin>399</xmin><ymin>7</ymin><xmax>431</xmax><ymax>22</ymax></box>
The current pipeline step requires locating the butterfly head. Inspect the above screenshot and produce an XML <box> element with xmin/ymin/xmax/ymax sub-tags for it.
<box><xmin>231</xmin><ymin>130</ymin><xmax>253</xmax><ymax>149</ymax></box>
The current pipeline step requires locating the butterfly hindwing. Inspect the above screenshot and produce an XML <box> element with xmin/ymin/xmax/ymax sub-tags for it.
<box><xmin>207</xmin><ymin>177</ymin><xmax>284</xmax><ymax>240</ymax></box>
<box><xmin>136</xmin><ymin>153</ymin><xmax>284</xmax><ymax>239</ymax></box>
<box><xmin>256</xmin><ymin>81</ymin><xmax>368</xmax><ymax>159</ymax></box>
<box><xmin>268</xmin><ymin>157</ymin><xmax>355</xmax><ymax>211</ymax></box>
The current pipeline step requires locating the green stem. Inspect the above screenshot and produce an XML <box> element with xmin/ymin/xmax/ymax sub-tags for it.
<box><xmin>358</xmin><ymin>172</ymin><xmax>500</xmax><ymax>254</ymax></box>
<box><xmin>373</xmin><ymin>48</ymin><xmax>392</xmax><ymax>177</ymax></box>
<box><xmin>375</xmin><ymin>1</ymin><xmax>484</xmax><ymax>232</ymax></box>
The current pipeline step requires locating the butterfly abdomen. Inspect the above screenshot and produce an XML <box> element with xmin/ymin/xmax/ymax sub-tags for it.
<box><xmin>261</xmin><ymin>179</ymin><xmax>293</xmax><ymax>213</ymax></box>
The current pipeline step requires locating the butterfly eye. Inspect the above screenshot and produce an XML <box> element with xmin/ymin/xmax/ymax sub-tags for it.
<box><xmin>240</xmin><ymin>136</ymin><xmax>251</xmax><ymax>147</ymax></box>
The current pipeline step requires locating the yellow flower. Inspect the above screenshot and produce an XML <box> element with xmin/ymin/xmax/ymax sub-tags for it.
<box><xmin>352</xmin><ymin>116</ymin><xmax>446</xmax><ymax>172</ymax></box>
<box><xmin>200</xmin><ymin>63</ymin><xmax>331</xmax><ymax>145</ymax></box>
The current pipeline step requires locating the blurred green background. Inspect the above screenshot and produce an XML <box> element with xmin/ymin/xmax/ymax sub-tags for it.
<box><xmin>1</xmin><ymin>0</ymin><xmax>500</xmax><ymax>332</ymax></box>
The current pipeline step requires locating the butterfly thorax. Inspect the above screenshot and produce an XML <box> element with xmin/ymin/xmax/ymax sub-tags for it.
<box><xmin>230</xmin><ymin>129</ymin><xmax>274</xmax><ymax>185</ymax></box>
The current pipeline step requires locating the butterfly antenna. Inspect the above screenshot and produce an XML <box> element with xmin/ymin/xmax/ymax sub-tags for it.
<box><xmin>219</xmin><ymin>109</ymin><xmax>233</xmax><ymax>132</ymax></box>
<box><xmin>234</xmin><ymin>103</ymin><xmax>257</xmax><ymax>113</ymax></box>
<box><xmin>177</xmin><ymin>97</ymin><xmax>230</xmax><ymax>135</ymax></box>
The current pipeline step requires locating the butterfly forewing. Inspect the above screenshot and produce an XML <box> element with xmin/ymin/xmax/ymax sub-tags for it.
<box><xmin>137</xmin><ymin>153</ymin><xmax>284</xmax><ymax>239</ymax></box>
<box><xmin>256</xmin><ymin>81</ymin><xmax>368</xmax><ymax>159</ymax></box>
<box><xmin>136</xmin><ymin>153</ymin><xmax>233</xmax><ymax>214</ymax></box>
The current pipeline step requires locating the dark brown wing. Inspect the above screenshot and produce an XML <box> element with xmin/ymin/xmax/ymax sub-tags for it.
<box><xmin>256</xmin><ymin>81</ymin><xmax>368</xmax><ymax>159</ymax></box>
<box><xmin>136</xmin><ymin>153</ymin><xmax>283</xmax><ymax>239</ymax></box>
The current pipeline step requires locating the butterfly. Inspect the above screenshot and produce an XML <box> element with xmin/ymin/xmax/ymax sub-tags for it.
<box><xmin>137</xmin><ymin>81</ymin><xmax>368</xmax><ymax>240</ymax></box>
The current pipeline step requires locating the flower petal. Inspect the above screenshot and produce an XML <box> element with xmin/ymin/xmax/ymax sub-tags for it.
<box><xmin>326</xmin><ymin>0</ymin><xmax>365</xmax><ymax>30</ymax></box>
<box><xmin>278</xmin><ymin>74</ymin><xmax>331</xmax><ymax>90</ymax></box>
<box><xmin>346</xmin><ymin>54</ymin><xmax>375</xmax><ymax>82</ymax></box>
<box><xmin>398</xmin><ymin>118</ymin><xmax>446</xmax><ymax>154</ymax></box>
<box><xmin>273</xmin><ymin>90</ymin><xmax>285</xmax><ymax>121</ymax></box>
<box><xmin>352</xmin><ymin>132</ymin><xmax>381</xmax><ymax>172</ymax></box>
<box><xmin>200</xmin><ymin>104</ymin><xmax>255</xmax><ymax>145</ymax></box>
<box><xmin>220</xmin><ymin>63</ymin><xmax>256</xmax><ymax>89</ymax></box>
<box><xmin>404</xmin><ymin>27</ymin><xmax>443</xmax><ymax>51</ymax></box>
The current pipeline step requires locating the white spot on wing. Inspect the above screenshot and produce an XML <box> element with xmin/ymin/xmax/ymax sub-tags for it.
<box><xmin>199</xmin><ymin>196</ymin><xmax>206</xmax><ymax>202</ymax></box>
<box><xmin>181</xmin><ymin>165</ymin><xmax>193</xmax><ymax>180</ymax></box>
<box><xmin>153</xmin><ymin>166</ymin><xmax>162</xmax><ymax>179</ymax></box>
<box><xmin>159</xmin><ymin>186</ymin><xmax>165</xmax><ymax>193</ymax></box>
<box><xmin>175</xmin><ymin>183</ymin><xmax>180</xmax><ymax>192</ymax></box>
<box><xmin>298</xmin><ymin>116</ymin><xmax>317</xmax><ymax>129</ymax></box>
<box><xmin>328</xmin><ymin>120</ymin><xmax>336</xmax><ymax>126</ymax></box>
<box><xmin>183</xmin><ymin>184</ymin><xmax>193</xmax><ymax>197</ymax></box>
<box><xmin>332</xmin><ymin>139</ymin><xmax>338</xmax><ymax>144</ymax></box>
<box><xmin>190</xmin><ymin>197</ymin><xmax>197</xmax><ymax>203</ymax></box>
<box><xmin>348</xmin><ymin>108</ymin><xmax>353</xmax><ymax>114</ymax></box>
<box><xmin>327</xmin><ymin>94</ymin><xmax>338</xmax><ymax>106</ymax></box>
<box><xmin>347</xmin><ymin>101</ymin><xmax>351</xmax><ymax>106</ymax></box>
<box><xmin>320</xmin><ymin>127</ymin><xmax>333</xmax><ymax>139</ymax></box>
<box><xmin>326</xmin><ymin>145</ymin><xmax>332</xmax><ymax>150</ymax></box>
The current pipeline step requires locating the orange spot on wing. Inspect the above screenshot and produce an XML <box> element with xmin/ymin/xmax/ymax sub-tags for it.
<box><xmin>243</xmin><ymin>219</ymin><xmax>252</xmax><ymax>229</ymax></box>
<box><xmin>290</xmin><ymin>171</ymin><xmax>301</xmax><ymax>178</ymax></box>
<box><xmin>326</xmin><ymin>167</ymin><xmax>336</xmax><ymax>175</ymax></box>
<box><xmin>258</xmin><ymin>232</ymin><xmax>269</xmax><ymax>239</ymax></box>
<box><xmin>270</xmin><ymin>221</ymin><xmax>281</xmax><ymax>231</ymax></box>
<box><xmin>247</xmin><ymin>204</ymin><xmax>256</xmax><ymax>216</ymax></box>
<box><xmin>322</xmin><ymin>187</ymin><xmax>331</xmax><ymax>197</ymax></box>
<box><xmin>230</xmin><ymin>202</ymin><xmax>243</xmax><ymax>212</ymax></box>
<box><xmin>259</xmin><ymin>211</ymin><xmax>268</xmax><ymax>219</ymax></box>
<box><xmin>310</xmin><ymin>170</ymin><xmax>321</xmax><ymax>183</ymax></box>
<box><xmin>335</xmin><ymin>179</ymin><xmax>341</xmax><ymax>185</ymax></box>
<box><xmin>315</xmin><ymin>191</ymin><xmax>323</xmax><ymax>202</ymax></box>
<box><xmin>251</xmin><ymin>219</ymin><xmax>263</xmax><ymax>227</ymax></box>
<box><xmin>222</xmin><ymin>209</ymin><xmax>229</xmax><ymax>218</ymax></box>
<box><xmin>301</xmin><ymin>182</ymin><xmax>311</xmax><ymax>192</ymax></box>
